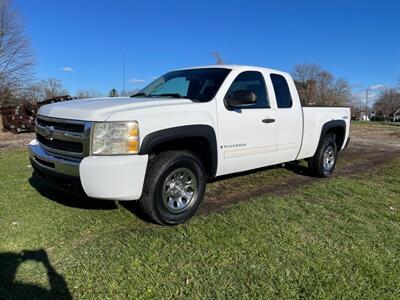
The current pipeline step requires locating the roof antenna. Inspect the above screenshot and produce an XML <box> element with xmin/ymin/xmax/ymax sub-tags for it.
<box><xmin>122</xmin><ymin>49</ymin><xmax>126</xmax><ymax>96</ymax></box>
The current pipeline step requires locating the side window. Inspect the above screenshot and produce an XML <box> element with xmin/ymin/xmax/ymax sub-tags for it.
<box><xmin>225</xmin><ymin>71</ymin><xmax>269</xmax><ymax>108</ymax></box>
<box><xmin>270</xmin><ymin>74</ymin><xmax>292</xmax><ymax>108</ymax></box>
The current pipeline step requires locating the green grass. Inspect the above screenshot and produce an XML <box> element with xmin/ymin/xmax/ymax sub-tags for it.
<box><xmin>377</xmin><ymin>121</ymin><xmax>400</xmax><ymax>127</ymax></box>
<box><xmin>352</xmin><ymin>120</ymin><xmax>400</xmax><ymax>127</ymax></box>
<box><xmin>1</xmin><ymin>149</ymin><xmax>400</xmax><ymax>299</ymax></box>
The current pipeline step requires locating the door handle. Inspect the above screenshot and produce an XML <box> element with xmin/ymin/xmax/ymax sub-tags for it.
<box><xmin>262</xmin><ymin>118</ymin><xmax>275</xmax><ymax>123</ymax></box>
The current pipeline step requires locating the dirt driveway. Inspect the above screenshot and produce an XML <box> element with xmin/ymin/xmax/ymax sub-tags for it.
<box><xmin>0</xmin><ymin>130</ymin><xmax>34</xmax><ymax>150</ymax></box>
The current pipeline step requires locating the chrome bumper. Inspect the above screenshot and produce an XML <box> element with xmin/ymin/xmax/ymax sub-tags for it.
<box><xmin>29</xmin><ymin>139</ymin><xmax>80</xmax><ymax>177</ymax></box>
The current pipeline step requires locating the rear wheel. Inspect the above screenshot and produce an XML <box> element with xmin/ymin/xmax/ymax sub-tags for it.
<box><xmin>138</xmin><ymin>151</ymin><xmax>206</xmax><ymax>225</ymax></box>
<box><xmin>309</xmin><ymin>135</ymin><xmax>337</xmax><ymax>177</ymax></box>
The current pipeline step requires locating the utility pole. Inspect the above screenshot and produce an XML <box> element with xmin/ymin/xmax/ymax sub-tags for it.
<box><xmin>365</xmin><ymin>88</ymin><xmax>369</xmax><ymax>111</ymax></box>
<box><xmin>122</xmin><ymin>49</ymin><xmax>126</xmax><ymax>96</ymax></box>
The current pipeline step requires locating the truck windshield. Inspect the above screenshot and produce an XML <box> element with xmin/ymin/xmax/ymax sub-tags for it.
<box><xmin>131</xmin><ymin>68</ymin><xmax>231</xmax><ymax>102</ymax></box>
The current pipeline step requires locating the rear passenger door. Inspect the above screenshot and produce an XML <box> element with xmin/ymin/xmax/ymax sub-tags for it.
<box><xmin>217</xmin><ymin>70</ymin><xmax>277</xmax><ymax>175</ymax></box>
<box><xmin>270</xmin><ymin>73</ymin><xmax>303</xmax><ymax>164</ymax></box>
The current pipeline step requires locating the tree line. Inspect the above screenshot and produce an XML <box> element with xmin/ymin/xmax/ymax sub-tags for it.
<box><xmin>292</xmin><ymin>64</ymin><xmax>400</xmax><ymax>120</ymax></box>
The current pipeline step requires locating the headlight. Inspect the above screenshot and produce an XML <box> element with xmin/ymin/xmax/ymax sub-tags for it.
<box><xmin>91</xmin><ymin>121</ymin><xmax>139</xmax><ymax>155</ymax></box>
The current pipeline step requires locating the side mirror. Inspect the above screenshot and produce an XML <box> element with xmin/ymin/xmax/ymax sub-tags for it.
<box><xmin>226</xmin><ymin>90</ymin><xmax>257</xmax><ymax>108</ymax></box>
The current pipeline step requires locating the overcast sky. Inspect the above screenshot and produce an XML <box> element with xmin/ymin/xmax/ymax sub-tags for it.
<box><xmin>14</xmin><ymin>0</ymin><xmax>400</xmax><ymax>101</ymax></box>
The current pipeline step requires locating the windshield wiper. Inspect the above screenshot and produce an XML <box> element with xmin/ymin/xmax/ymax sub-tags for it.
<box><xmin>131</xmin><ymin>92</ymin><xmax>190</xmax><ymax>100</ymax></box>
<box><xmin>150</xmin><ymin>93</ymin><xmax>185</xmax><ymax>99</ymax></box>
<box><xmin>130</xmin><ymin>92</ymin><xmax>148</xmax><ymax>97</ymax></box>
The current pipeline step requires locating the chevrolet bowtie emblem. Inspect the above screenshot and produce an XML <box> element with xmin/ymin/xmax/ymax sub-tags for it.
<box><xmin>42</xmin><ymin>126</ymin><xmax>54</xmax><ymax>140</ymax></box>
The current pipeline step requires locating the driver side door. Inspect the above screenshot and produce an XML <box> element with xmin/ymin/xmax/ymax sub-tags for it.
<box><xmin>217</xmin><ymin>70</ymin><xmax>277</xmax><ymax>175</ymax></box>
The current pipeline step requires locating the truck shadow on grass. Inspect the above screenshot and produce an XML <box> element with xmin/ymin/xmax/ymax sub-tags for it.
<box><xmin>28</xmin><ymin>163</ymin><xmax>315</xmax><ymax>223</ymax></box>
<box><xmin>28</xmin><ymin>171</ymin><xmax>153</xmax><ymax>222</ymax></box>
<box><xmin>284</xmin><ymin>161</ymin><xmax>314</xmax><ymax>176</ymax></box>
<box><xmin>0</xmin><ymin>249</ymin><xmax>72</xmax><ymax>300</ymax></box>
<box><xmin>208</xmin><ymin>162</ymin><xmax>314</xmax><ymax>184</ymax></box>
<box><xmin>28</xmin><ymin>172</ymin><xmax>118</xmax><ymax>211</ymax></box>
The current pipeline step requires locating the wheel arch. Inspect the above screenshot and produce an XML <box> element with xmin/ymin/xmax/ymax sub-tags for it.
<box><xmin>318</xmin><ymin>120</ymin><xmax>346</xmax><ymax>153</ymax></box>
<box><xmin>139</xmin><ymin>125</ymin><xmax>218</xmax><ymax>178</ymax></box>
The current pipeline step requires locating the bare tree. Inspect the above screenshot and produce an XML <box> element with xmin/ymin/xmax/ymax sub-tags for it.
<box><xmin>39</xmin><ymin>78</ymin><xmax>68</xmax><ymax>100</ymax></box>
<box><xmin>373</xmin><ymin>88</ymin><xmax>400</xmax><ymax>121</ymax></box>
<box><xmin>330</xmin><ymin>78</ymin><xmax>352</xmax><ymax>106</ymax></box>
<box><xmin>11</xmin><ymin>79</ymin><xmax>68</xmax><ymax>103</ymax></box>
<box><xmin>0</xmin><ymin>0</ymin><xmax>34</xmax><ymax>105</ymax></box>
<box><xmin>349</xmin><ymin>94</ymin><xmax>363</xmax><ymax>117</ymax></box>
<box><xmin>293</xmin><ymin>64</ymin><xmax>322</xmax><ymax>105</ymax></box>
<box><xmin>212</xmin><ymin>51</ymin><xmax>224</xmax><ymax>65</ymax></box>
<box><xmin>292</xmin><ymin>64</ymin><xmax>320</xmax><ymax>83</ymax></box>
<box><xmin>20</xmin><ymin>82</ymin><xmax>44</xmax><ymax>103</ymax></box>
<box><xmin>76</xmin><ymin>89</ymin><xmax>103</xmax><ymax>99</ymax></box>
<box><xmin>292</xmin><ymin>64</ymin><xmax>351</xmax><ymax>106</ymax></box>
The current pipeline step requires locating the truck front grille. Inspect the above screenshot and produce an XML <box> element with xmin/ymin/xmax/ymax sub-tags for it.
<box><xmin>37</xmin><ymin>117</ymin><xmax>85</xmax><ymax>133</ymax></box>
<box><xmin>35</xmin><ymin>116</ymin><xmax>92</xmax><ymax>159</ymax></box>
<box><xmin>37</xmin><ymin>134</ymin><xmax>83</xmax><ymax>153</ymax></box>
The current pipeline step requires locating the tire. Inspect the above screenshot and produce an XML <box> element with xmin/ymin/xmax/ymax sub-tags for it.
<box><xmin>308</xmin><ymin>135</ymin><xmax>337</xmax><ymax>177</ymax></box>
<box><xmin>138</xmin><ymin>151</ymin><xmax>206</xmax><ymax>225</ymax></box>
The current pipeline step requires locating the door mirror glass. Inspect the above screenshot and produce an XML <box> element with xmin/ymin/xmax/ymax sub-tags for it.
<box><xmin>226</xmin><ymin>90</ymin><xmax>257</xmax><ymax>108</ymax></box>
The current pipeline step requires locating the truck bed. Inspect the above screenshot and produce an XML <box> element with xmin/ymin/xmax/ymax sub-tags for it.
<box><xmin>297</xmin><ymin>106</ymin><xmax>351</xmax><ymax>160</ymax></box>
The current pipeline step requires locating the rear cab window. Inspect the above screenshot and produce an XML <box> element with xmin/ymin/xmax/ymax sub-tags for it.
<box><xmin>270</xmin><ymin>74</ymin><xmax>293</xmax><ymax>108</ymax></box>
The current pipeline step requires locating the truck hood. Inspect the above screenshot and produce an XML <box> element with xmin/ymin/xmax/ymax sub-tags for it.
<box><xmin>38</xmin><ymin>97</ymin><xmax>194</xmax><ymax>121</ymax></box>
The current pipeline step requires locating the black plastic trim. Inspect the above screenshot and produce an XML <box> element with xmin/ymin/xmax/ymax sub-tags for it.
<box><xmin>30</xmin><ymin>158</ymin><xmax>86</xmax><ymax>196</ymax></box>
<box><xmin>318</xmin><ymin>120</ymin><xmax>347</xmax><ymax>151</ymax></box>
<box><xmin>139</xmin><ymin>125</ymin><xmax>218</xmax><ymax>178</ymax></box>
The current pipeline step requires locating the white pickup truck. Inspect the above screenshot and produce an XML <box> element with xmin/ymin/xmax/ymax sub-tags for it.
<box><xmin>29</xmin><ymin>65</ymin><xmax>350</xmax><ymax>224</ymax></box>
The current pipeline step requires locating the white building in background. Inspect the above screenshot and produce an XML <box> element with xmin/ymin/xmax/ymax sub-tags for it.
<box><xmin>353</xmin><ymin>112</ymin><xmax>370</xmax><ymax>121</ymax></box>
<box><xmin>392</xmin><ymin>107</ymin><xmax>400</xmax><ymax>122</ymax></box>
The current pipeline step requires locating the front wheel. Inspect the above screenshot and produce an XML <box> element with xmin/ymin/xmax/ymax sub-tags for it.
<box><xmin>308</xmin><ymin>135</ymin><xmax>338</xmax><ymax>177</ymax></box>
<box><xmin>138</xmin><ymin>151</ymin><xmax>206</xmax><ymax>225</ymax></box>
